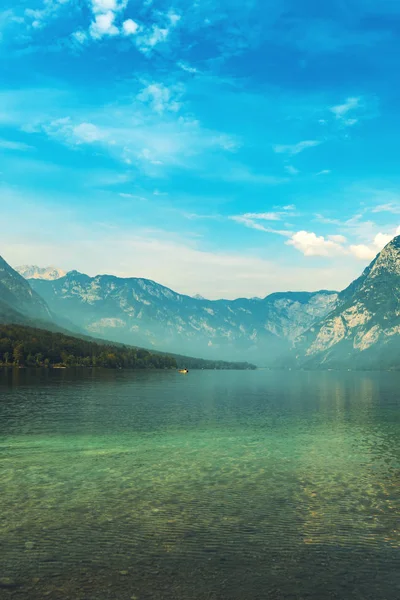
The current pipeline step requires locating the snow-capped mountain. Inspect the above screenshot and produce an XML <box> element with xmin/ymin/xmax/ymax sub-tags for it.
<box><xmin>16</xmin><ymin>265</ymin><xmax>66</xmax><ymax>281</ymax></box>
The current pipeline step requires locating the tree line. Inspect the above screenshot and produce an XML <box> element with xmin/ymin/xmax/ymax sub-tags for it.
<box><xmin>0</xmin><ymin>324</ymin><xmax>177</xmax><ymax>370</ymax></box>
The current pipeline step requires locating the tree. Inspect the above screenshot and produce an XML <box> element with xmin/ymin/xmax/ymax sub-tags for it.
<box><xmin>13</xmin><ymin>343</ymin><xmax>24</xmax><ymax>365</ymax></box>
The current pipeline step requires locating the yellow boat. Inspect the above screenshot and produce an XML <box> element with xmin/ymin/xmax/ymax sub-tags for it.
<box><xmin>178</xmin><ymin>369</ymin><xmax>189</xmax><ymax>374</ymax></box>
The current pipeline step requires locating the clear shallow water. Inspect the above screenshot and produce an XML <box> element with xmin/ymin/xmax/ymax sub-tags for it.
<box><xmin>0</xmin><ymin>369</ymin><xmax>399</xmax><ymax>600</ymax></box>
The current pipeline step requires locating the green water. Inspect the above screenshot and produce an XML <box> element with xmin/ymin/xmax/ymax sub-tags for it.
<box><xmin>0</xmin><ymin>369</ymin><xmax>399</xmax><ymax>599</ymax></box>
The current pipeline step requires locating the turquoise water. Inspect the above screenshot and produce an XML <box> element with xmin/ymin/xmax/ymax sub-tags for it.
<box><xmin>0</xmin><ymin>368</ymin><xmax>399</xmax><ymax>599</ymax></box>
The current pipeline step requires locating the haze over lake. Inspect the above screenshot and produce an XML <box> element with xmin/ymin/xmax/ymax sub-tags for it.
<box><xmin>1</xmin><ymin>369</ymin><xmax>398</xmax><ymax>599</ymax></box>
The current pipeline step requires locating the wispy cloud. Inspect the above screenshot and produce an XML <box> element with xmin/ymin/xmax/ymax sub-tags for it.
<box><xmin>285</xmin><ymin>165</ymin><xmax>299</xmax><ymax>175</ymax></box>
<box><xmin>32</xmin><ymin>94</ymin><xmax>245</xmax><ymax>175</ymax></box>
<box><xmin>273</xmin><ymin>140</ymin><xmax>321</xmax><ymax>155</ymax></box>
<box><xmin>24</xmin><ymin>0</ymin><xmax>75</xmax><ymax>30</ymax></box>
<box><xmin>331</xmin><ymin>96</ymin><xmax>360</xmax><ymax>117</ymax></box>
<box><xmin>137</xmin><ymin>82</ymin><xmax>184</xmax><ymax>114</ymax></box>
<box><xmin>372</xmin><ymin>202</ymin><xmax>400</xmax><ymax>214</ymax></box>
<box><xmin>230</xmin><ymin>214</ymin><xmax>293</xmax><ymax>237</ymax></box>
<box><xmin>177</xmin><ymin>62</ymin><xmax>199</xmax><ymax>74</ymax></box>
<box><xmin>241</xmin><ymin>212</ymin><xmax>283</xmax><ymax>221</ymax></box>
<box><xmin>330</xmin><ymin>96</ymin><xmax>361</xmax><ymax>127</ymax></box>
<box><xmin>0</xmin><ymin>138</ymin><xmax>33</xmax><ymax>151</ymax></box>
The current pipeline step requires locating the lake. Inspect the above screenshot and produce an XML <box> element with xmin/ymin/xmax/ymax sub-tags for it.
<box><xmin>0</xmin><ymin>368</ymin><xmax>399</xmax><ymax>599</ymax></box>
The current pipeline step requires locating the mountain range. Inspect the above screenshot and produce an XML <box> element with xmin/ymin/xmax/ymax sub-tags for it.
<box><xmin>2</xmin><ymin>235</ymin><xmax>400</xmax><ymax>369</ymax></box>
<box><xmin>27</xmin><ymin>270</ymin><xmax>338</xmax><ymax>364</ymax></box>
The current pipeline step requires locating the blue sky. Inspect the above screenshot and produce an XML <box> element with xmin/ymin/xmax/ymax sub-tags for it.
<box><xmin>2</xmin><ymin>0</ymin><xmax>400</xmax><ymax>298</ymax></box>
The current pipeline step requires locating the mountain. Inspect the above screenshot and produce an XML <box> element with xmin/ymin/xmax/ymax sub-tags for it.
<box><xmin>294</xmin><ymin>235</ymin><xmax>400</xmax><ymax>369</ymax></box>
<box><xmin>29</xmin><ymin>270</ymin><xmax>338</xmax><ymax>364</ymax></box>
<box><xmin>16</xmin><ymin>265</ymin><xmax>66</xmax><ymax>280</ymax></box>
<box><xmin>0</xmin><ymin>257</ymin><xmax>256</xmax><ymax>370</ymax></box>
<box><xmin>0</xmin><ymin>256</ymin><xmax>53</xmax><ymax>324</ymax></box>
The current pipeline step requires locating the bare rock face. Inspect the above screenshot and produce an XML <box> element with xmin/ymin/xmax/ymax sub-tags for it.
<box><xmin>295</xmin><ymin>236</ymin><xmax>400</xmax><ymax>369</ymax></box>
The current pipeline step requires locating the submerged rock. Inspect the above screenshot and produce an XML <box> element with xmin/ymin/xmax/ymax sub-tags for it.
<box><xmin>0</xmin><ymin>577</ymin><xmax>18</xmax><ymax>588</ymax></box>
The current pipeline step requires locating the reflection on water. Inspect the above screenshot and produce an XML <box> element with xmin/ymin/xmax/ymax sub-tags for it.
<box><xmin>0</xmin><ymin>369</ymin><xmax>399</xmax><ymax>599</ymax></box>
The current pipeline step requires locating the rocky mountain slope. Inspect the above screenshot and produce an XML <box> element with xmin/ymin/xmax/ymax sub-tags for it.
<box><xmin>28</xmin><ymin>270</ymin><xmax>337</xmax><ymax>364</ymax></box>
<box><xmin>15</xmin><ymin>265</ymin><xmax>66</xmax><ymax>280</ymax></box>
<box><xmin>0</xmin><ymin>256</ymin><xmax>54</xmax><ymax>323</ymax></box>
<box><xmin>295</xmin><ymin>235</ymin><xmax>400</xmax><ymax>369</ymax></box>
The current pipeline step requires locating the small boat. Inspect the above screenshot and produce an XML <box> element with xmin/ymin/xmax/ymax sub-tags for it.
<box><xmin>178</xmin><ymin>369</ymin><xmax>189</xmax><ymax>374</ymax></box>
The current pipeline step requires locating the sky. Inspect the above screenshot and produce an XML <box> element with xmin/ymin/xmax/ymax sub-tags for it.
<box><xmin>2</xmin><ymin>0</ymin><xmax>400</xmax><ymax>299</ymax></box>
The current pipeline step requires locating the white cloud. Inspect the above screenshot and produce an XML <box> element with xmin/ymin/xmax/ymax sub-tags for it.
<box><xmin>286</xmin><ymin>231</ymin><xmax>347</xmax><ymax>257</ymax></box>
<box><xmin>122</xmin><ymin>18</ymin><xmax>139</xmax><ymax>35</ymax></box>
<box><xmin>372</xmin><ymin>202</ymin><xmax>400</xmax><ymax>214</ymax></box>
<box><xmin>71</xmin><ymin>2</ymin><xmax>179</xmax><ymax>48</ymax></box>
<box><xmin>273</xmin><ymin>140</ymin><xmax>320</xmax><ymax>155</ymax></box>
<box><xmin>331</xmin><ymin>97</ymin><xmax>360</xmax><ymax>117</ymax></box>
<box><xmin>230</xmin><ymin>215</ymin><xmax>292</xmax><ymax>237</ymax></box>
<box><xmin>72</xmin><ymin>30</ymin><xmax>88</xmax><ymax>44</ymax></box>
<box><xmin>178</xmin><ymin>62</ymin><xmax>198</xmax><ymax>74</ymax></box>
<box><xmin>328</xmin><ymin>234</ymin><xmax>347</xmax><ymax>244</ymax></box>
<box><xmin>167</xmin><ymin>11</ymin><xmax>181</xmax><ymax>26</ymax></box>
<box><xmin>349</xmin><ymin>244</ymin><xmax>375</xmax><ymax>260</ymax></box>
<box><xmin>85</xmin><ymin>0</ymin><xmax>129</xmax><ymax>40</ymax></box>
<box><xmin>349</xmin><ymin>228</ymin><xmax>400</xmax><ymax>260</ymax></box>
<box><xmin>90</xmin><ymin>0</ymin><xmax>130</xmax><ymax>16</ymax></box>
<box><xmin>137</xmin><ymin>148</ymin><xmax>163</xmax><ymax>165</ymax></box>
<box><xmin>73</xmin><ymin>122</ymin><xmax>104</xmax><ymax>143</ymax></box>
<box><xmin>24</xmin><ymin>0</ymin><xmax>73</xmax><ymax>29</ymax></box>
<box><xmin>0</xmin><ymin>139</ymin><xmax>33</xmax><ymax>151</ymax></box>
<box><xmin>90</xmin><ymin>11</ymin><xmax>119</xmax><ymax>39</ymax></box>
<box><xmin>374</xmin><ymin>232</ymin><xmax>396</xmax><ymax>248</ymax></box>
<box><xmin>42</xmin><ymin>118</ymin><xmax>106</xmax><ymax>146</ymax></box>
<box><xmin>137</xmin><ymin>83</ymin><xmax>183</xmax><ymax>114</ymax></box>
<box><xmin>211</xmin><ymin>134</ymin><xmax>240</xmax><ymax>152</ymax></box>
<box><xmin>138</xmin><ymin>25</ymin><xmax>169</xmax><ymax>49</ymax></box>
<box><xmin>241</xmin><ymin>212</ymin><xmax>282</xmax><ymax>221</ymax></box>
<box><xmin>316</xmin><ymin>169</ymin><xmax>331</xmax><ymax>176</ymax></box>
<box><xmin>330</xmin><ymin>97</ymin><xmax>362</xmax><ymax>127</ymax></box>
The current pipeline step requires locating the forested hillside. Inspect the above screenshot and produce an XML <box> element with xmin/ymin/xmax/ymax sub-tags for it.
<box><xmin>0</xmin><ymin>325</ymin><xmax>177</xmax><ymax>369</ymax></box>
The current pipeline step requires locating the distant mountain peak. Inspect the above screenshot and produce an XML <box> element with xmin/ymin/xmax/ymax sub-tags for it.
<box><xmin>16</xmin><ymin>265</ymin><xmax>66</xmax><ymax>281</ymax></box>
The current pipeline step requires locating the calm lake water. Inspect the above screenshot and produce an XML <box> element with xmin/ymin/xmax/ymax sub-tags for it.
<box><xmin>0</xmin><ymin>368</ymin><xmax>399</xmax><ymax>599</ymax></box>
